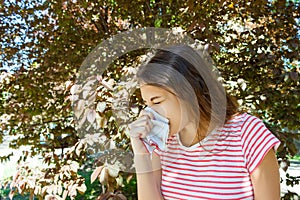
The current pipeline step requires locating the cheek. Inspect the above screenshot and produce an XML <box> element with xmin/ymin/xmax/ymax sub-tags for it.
<box><xmin>168</xmin><ymin>108</ymin><xmax>183</xmax><ymax>135</ymax></box>
<box><xmin>168</xmin><ymin>103</ymin><xmax>190</xmax><ymax>135</ymax></box>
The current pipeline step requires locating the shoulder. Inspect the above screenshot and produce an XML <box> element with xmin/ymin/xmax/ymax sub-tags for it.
<box><xmin>225</xmin><ymin>112</ymin><xmax>264</xmax><ymax>127</ymax></box>
<box><xmin>227</xmin><ymin>112</ymin><xmax>258</xmax><ymax>121</ymax></box>
<box><xmin>219</xmin><ymin>112</ymin><xmax>268</xmax><ymax>138</ymax></box>
<box><xmin>221</xmin><ymin>112</ymin><xmax>248</xmax><ymax>131</ymax></box>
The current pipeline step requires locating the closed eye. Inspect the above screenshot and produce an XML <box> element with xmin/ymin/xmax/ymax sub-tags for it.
<box><xmin>143</xmin><ymin>97</ymin><xmax>165</xmax><ymax>105</ymax></box>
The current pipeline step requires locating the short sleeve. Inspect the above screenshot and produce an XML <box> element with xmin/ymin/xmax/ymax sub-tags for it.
<box><xmin>240</xmin><ymin>114</ymin><xmax>281</xmax><ymax>174</ymax></box>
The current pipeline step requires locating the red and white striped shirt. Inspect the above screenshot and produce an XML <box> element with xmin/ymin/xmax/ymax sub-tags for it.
<box><xmin>154</xmin><ymin>113</ymin><xmax>280</xmax><ymax>200</ymax></box>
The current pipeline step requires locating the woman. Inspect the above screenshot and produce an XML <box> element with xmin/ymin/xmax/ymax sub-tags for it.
<box><xmin>129</xmin><ymin>45</ymin><xmax>280</xmax><ymax>200</ymax></box>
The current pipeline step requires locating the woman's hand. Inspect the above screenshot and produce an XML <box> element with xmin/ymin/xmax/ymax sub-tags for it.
<box><xmin>129</xmin><ymin>110</ymin><xmax>154</xmax><ymax>155</ymax></box>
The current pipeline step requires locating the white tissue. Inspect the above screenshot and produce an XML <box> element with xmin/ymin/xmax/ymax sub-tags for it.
<box><xmin>142</xmin><ymin>107</ymin><xmax>169</xmax><ymax>154</ymax></box>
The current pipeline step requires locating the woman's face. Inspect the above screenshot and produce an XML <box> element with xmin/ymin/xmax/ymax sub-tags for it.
<box><xmin>140</xmin><ymin>84</ymin><xmax>190</xmax><ymax>136</ymax></box>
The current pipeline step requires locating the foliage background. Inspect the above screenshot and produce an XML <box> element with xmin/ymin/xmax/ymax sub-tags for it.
<box><xmin>0</xmin><ymin>0</ymin><xmax>299</xmax><ymax>199</ymax></box>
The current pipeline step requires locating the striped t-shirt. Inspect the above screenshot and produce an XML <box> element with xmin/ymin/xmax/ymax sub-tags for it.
<box><xmin>153</xmin><ymin>113</ymin><xmax>280</xmax><ymax>200</ymax></box>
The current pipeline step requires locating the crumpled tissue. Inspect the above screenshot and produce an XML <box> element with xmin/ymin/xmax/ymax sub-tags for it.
<box><xmin>141</xmin><ymin>107</ymin><xmax>169</xmax><ymax>154</ymax></box>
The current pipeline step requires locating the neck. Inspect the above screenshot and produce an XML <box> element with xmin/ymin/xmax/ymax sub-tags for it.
<box><xmin>179</xmin><ymin>122</ymin><xmax>206</xmax><ymax>147</ymax></box>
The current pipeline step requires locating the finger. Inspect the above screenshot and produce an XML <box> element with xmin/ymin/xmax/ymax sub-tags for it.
<box><xmin>129</xmin><ymin>122</ymin><xmax>151</xmax><ymax>135</ymax></box>
<box><xmin>130</xmin><ymin>126</ymin><xmax>151</xmax><ymax>137</ymax></box>
<box><xmin>132</xmin><ymin>115</ymin><xmax>153</xmax><ymax>127</ymax></box>
<box><xmin>129</xmin><ymin>111</ymin><xmax>154</xmax><ymax>138</ymax></box>
<box><xmin>134</xmin><ymin>115</ymin><xmax>154</xmax><ymax>130</ymax></box>
<box><xmin>129</xmin><ymin>126</ymin><xmax>148</xmax><ymax>138</ymax></box>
